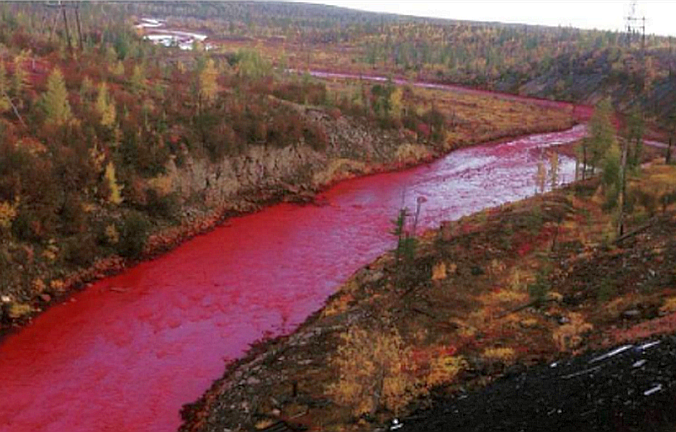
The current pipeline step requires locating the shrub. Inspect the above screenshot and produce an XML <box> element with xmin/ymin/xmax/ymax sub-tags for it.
<box><xmin>64</xmin><ymin>234</ymin><xmax>99</xmax><ymax>267</ymax></box>
<box><xmin>145</xmin><ymin>189</ymin><xmax>179</xmax><ymax>221</ymax></box>
<box><xmin>326</xmin><ymin>325</ymin><xmax>415</xmax><ymax>417</ymax></box>
<box><xmin>553</xmin><ymin>313</ymin><xmax>593</xmax><ymax>352</ymax></box>
<box><xmin>116</xmin><ymin>213</ymin><xmax>149</xmax><ymax>259</ymax></box>
<box><xmin>303</xmin><ymin>123</ymin><xmax>329</xmax><ymax>152</ymax></box>
<box><xmin>597</xmin><ymin>277</ymin><xmax>617</xmax><ymax>302</ymax></box>
<box><xmin>527</xmin><ymin>269</ymin><xmax>550</xmax><ymax>306</ymax></box>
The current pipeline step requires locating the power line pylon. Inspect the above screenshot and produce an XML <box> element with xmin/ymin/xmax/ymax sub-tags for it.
<box><xmin>625</xmin><ymin>1</ymin><xmax>646</xmax><ymax>49</ymax></box>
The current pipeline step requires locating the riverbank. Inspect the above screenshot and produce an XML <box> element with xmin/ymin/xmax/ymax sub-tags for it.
<box><xmin>0</xmin><ymin>124</ymin><xmax>587</xmax><ymax>432</ymax></box>
<box><xmin>0</xmin><ymin>88</ymin><xmax>575</xmax><ymax>334</ymax></box>
<box><xmin>180</xmin><ymin>161</ymin><xmax>676</xmax><ymax>432</ymax></box>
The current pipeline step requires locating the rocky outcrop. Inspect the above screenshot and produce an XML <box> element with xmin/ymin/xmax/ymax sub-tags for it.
<box><xmin>169</xmin><ymin>108</ymin><xmax>421</xmax><ymax>208</ymax></box>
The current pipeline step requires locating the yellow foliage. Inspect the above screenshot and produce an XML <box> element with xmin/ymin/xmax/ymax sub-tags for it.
<box><xmin>322</xmin><ymin>293</ymin><xmax>353</xmax><ymax>317</ymax></box>
<box><xmin>255</xmin><ymin>419</ymin><xmax>274</xmax><ymax>430</ymax></box>
<box><xmin>95</xmin><ymin>82</ymin><xmax>116</xmax><ymax>127</ymax></box>
<box><xmin>327</xmin><ymin>326</ymin><xmax>415</xmax><ymax>416</ymax></box>
<box><xmin>104</xmin><ymin>162</ymin><xmax>124</xmax><ymax>205</ymax></box>
<box><xmin>553</xmin><ymin>313</ymin><xmax>593</xmax><ymax>352</ymax></box>
<box><xmin>508</xmin><ymin>267</ymin><xmax>529</xmax><ymax>290</ymax></box>
<box><xmin>488</xmin><ymin>259</ymin><xmax>507</xmax><ymax>276</ymax></box>
<box><xmin>148</xmin><ymin>175</ymin><xmax>174</xmax><ymax>197</ymax></box>
<box><xmin>105</xmin><ymin>224</ymin><xmax>120</xmax><ymax>245</ymax></box>
<box><xmin>483</xmin><ymin>347</ymin><xmax>516</xmax><ymax>363</ymax></box>
<box><xmin>424</xmin><ymin>355</ymin><xmax>467</xmax><ymax>388</ymax></box>
<box><xmin>199</xmin><ymin>59</ymin><xmax>220</xmax><ymax>105</ymax></box>
<box><xmin>389</xmin><ymin>87</ymin><xmax>403</xmax><ymax>119</ymax></box>
<box><xmin>110</xmin><ymin>61</ymin><xmax>125</xmax><ymax>76</ymax></box>
<box><xmin>43</xmin><ymin>67</ymin><xmax>72</xmax><ymax>126</ymax></box>
<box><xmin>395</xmin><ymin>144</ymin><xmax>430</xmax><ymax>163</ymax></box>
<box><xmin>0</xmin><ymin>200</ymin><xmax>17</xmax><ymax>230</ymax></box>
<box><xmin>42</xmin><ymin>243</ymin><xmax>59</xmax><ymax>262</ymax></box>
<box><xmin>31</xmin><ymin>278</ymin><xmax>47</xmax><ymax>293</ymax></box>
<box><xmin>431</xmin><ymin>262</ymin><xmax>447</xmax><ymax>281</ymax></box>
<box><xmin>479</xmin><ymin>289</ymin><xmax>528</xmax><ymax>309</ymax></box>
<box><xmin>50</xmin><ymin>279</ymin><xmax>65</xmax><ymax>292</ymax></box>
<box><xmin>519</xmin><ymin>317</ymin><xmax>540</xmax><ymax>328</ymax></box>
<box><xmin>660</xmin><ymin>297</ymin><xmax>676</xmax><ymax>314</ymax></box>
<box><xmin>8</xmin><ymin>303</ymin><xmax>33</xmax><ymax>319</ymax></box>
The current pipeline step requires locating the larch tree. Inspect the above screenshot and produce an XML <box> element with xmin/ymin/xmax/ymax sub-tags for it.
<box><xmin>389</xmin><ymin>87</ymin><xmax>403</xmax><ymax>120</ymax></box>
<box><xmin>42</xmin><ymin>68</ymin><xmax>72</xmax><ymax>127</ymax></box>
<box><xmin>11</xmin><ymin>51</ymin><xmax>29</xmax><ymax>100</ymax></box>
<box><xmin>587</xmin><ymin>98</ymin><xmax>616</xmax><ymax>174</ymax></box>
<box><xmin>549</xmin><ymin>151</ymin><xmax>559</xmax><ymax>189</ymax></box>
<box><xmin>0</xmin><ymin>62</ymin><xmax>10</xmax><ymax>113</ymax></box>
<box><xmin>104</xmin><ymin>161</ymin><xmax>123</xmax><ymax>205</ymax></box>
<box><xmin>95</xmin><ymin>82</ymin><xmax>116</xmax><ymax>127</ymax></box>
<box><xmin>624</xmin><ymin>108</ymin><xmax>644</xmax><ymax>169</ymax></box>
<box><xmin>110</xmin><ymin>60</ymin><xmax>125</xmax><ymax>77</ymax></box>
<box><xmin>535</xmin><ymin>159</ymin><xmax>547</xmax><ymax>194</ymax></box>
<box><xmin>130</xmin><ymin>64</ymin><xmax>146</xmax><ymax>93</ymax></box>
<box><xmin>198</xmin><ymin>58</ymin><xmax>219</xmax><ymax>108</ymax></box>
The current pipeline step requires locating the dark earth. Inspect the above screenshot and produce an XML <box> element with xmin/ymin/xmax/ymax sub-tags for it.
<box><xmin>401</xmin><ymin>336</ymin><xmax>676</xmax><ymax>432</ymax></box>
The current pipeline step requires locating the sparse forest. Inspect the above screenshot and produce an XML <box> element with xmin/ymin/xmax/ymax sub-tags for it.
<box><xmin>0</xmin><ymin>2</ymin><xmax>574</xmax><ymax>322</ymax></box>
<box><xmin>121</xmin><ymin>1</ymin><xmax>676</xmax><ymax>124</ymax></box>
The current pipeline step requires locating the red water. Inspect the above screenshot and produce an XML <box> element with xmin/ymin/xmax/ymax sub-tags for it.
<box><xmin>0</xmin><ymin>125</ymin><xmax>586</xmax><ymax>432</ymax></box>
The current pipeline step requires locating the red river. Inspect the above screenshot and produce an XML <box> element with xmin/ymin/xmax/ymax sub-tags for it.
<box><xmin>0</xmin><ymin>125</ymin><xmax>586</xmax><ymax>432</ymax></box>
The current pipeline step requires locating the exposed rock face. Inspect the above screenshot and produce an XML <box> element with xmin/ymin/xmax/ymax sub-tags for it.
<box><xmin>168</xmin><ymin>109</ymin><xmax>424</xmax><ymax>207</ymax></box>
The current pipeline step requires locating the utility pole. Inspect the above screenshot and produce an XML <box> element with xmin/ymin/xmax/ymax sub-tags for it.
<box><xmin>46</xmin><ymin>1</ymin><xmax>84</xmax><ymax>53</ymax></box>
<box><xmin>669</xmin><ymin>36</ymin><xmax>673</xmax><ymax>77</ymax></box>
<box><xmin>625</xmin><ymin>1</ymin><xmax>646</xmax><ymax>50</ymax></box>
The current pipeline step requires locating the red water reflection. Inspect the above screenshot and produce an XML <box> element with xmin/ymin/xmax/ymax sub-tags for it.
<box><xmin>0</xmin><ymin>125</ymin><xmax>586</xmax><ymax>432</ymax></box>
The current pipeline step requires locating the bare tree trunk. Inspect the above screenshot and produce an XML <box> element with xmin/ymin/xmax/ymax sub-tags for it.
<box><xmin>2</xmin><ymin>90</ymin><xmax>27</xmax><ymax>128</ymax></box>
<box><xmin>48</xmin><ymin>8</ymin><xmax>59</xmax><ymax>43</ymax></box>
<box><xmin>75</xmin><ymin>4</ymin><xmax>84</xmax><ymax>51</ymax></box>
<box><xmin>370</xmin><ymin>369</ymin><xmax>385</xmax><ymax>418</ymax></box>
<box><xmin>61</xmin><ymin>4</ymin><xmax>73</xmax><ymax>55</ymax></box>
<box><xmin>667</xmin><ymin>136</ymin><xmax>673</xmax><ymax>164</ymax></box>
<box><xmin>618</xmin><ymin>139</ymin><xmax>628</xmax><ymax>236</ymax></box>
<box><xmin>582</xmin><ymin>145</ymin><xmax>588</xmax><ymax>180</ymax></box>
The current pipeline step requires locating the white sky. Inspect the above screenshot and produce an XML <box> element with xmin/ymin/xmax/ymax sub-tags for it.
<box><xmin>295</xmin><ymin>1</ymin><xmax>676</xmax><ymax>37</ymax></box>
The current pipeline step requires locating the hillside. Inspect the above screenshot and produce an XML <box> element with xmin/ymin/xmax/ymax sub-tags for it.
<box><xmin>181</xmin><ymin>160</ymin><xmax>676</xmax><ymax>432</ymax></box>
<box><xmin>126</xmin><ymin>2</ymin><xmax>676</xmax><ymax>129</ymax></box>
<box><xmin>0</xmin><ymin>3</ymin><xmax>575</xmax><ymax>328</ymax></box>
